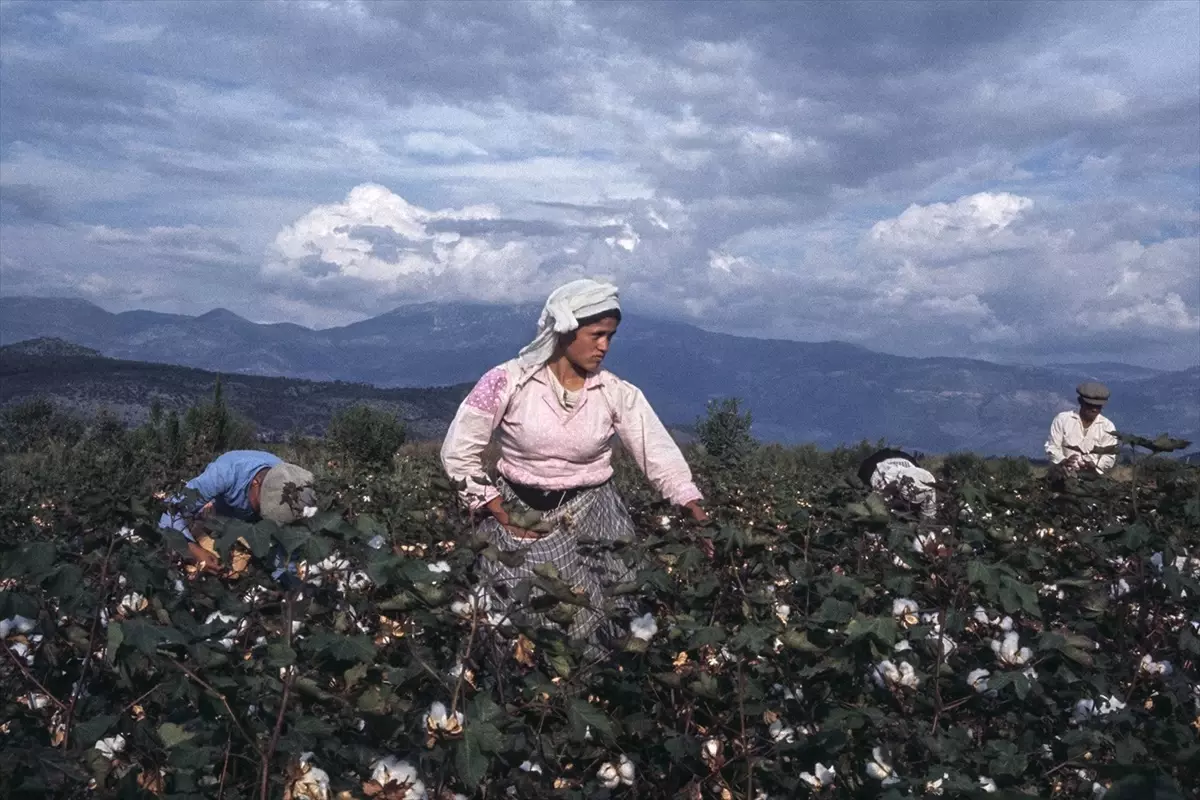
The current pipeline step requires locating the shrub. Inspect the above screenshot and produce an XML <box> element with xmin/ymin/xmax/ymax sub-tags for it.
<box><xmin>0</xmin><ymin>398</ymin><xmax>86</xmax><ymax>454</ymax></box>
<box><xmin>326</xmin><ymin>404</ymin><xmax>408</xmax><ymax>469</ymax></box>
<box><xmin>695</xmin><ymin>397</ymin><xmax>756</xmax><ymax>467</ymax></box>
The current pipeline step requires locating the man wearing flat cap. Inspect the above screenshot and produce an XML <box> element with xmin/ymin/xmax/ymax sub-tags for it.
<box><xmin>1045</xmin><ymin>382</ymin><xmax>1118</xmax><ymax>475</ymax></box>
<box><xmin>159</xmin><ymin>450</ymin><xmax>317</xmax><ymax>571</ymax></box>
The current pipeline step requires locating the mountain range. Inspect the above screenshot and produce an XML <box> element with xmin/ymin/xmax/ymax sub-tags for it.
<box><xmin>0</xmin><ymin>338</ymin><xmax>467</xmax><ymax>441</ymax></box>
<box><xmin>1</xmin><ymin>295</ymin><xmax>1196</xmax><ymax>455</ymax></box>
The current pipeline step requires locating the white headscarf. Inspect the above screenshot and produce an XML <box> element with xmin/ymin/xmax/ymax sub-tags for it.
<box><xmin>516</xmin><ymin>279</ymin><xmax>620</xmax><ymax>375</ymax></box>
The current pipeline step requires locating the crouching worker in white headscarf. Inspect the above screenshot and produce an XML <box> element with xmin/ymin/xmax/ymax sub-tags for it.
<box><xmin>441</xmin><ymin>279</ymin><xmax>707</xmax><ymax>648</ymax></box>
<box><xmin>857</xmin><ymin>448</ymin><xmax>938</xmax><ymax>520</ymax></box>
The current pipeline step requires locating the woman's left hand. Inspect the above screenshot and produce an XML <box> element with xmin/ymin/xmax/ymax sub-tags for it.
<box><xmin>685</xmin><ymin>502</ymin><xmax>714</xmax><ymax>559</ymax></box>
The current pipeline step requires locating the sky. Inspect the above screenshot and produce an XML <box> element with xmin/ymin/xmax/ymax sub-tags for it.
<box><xmin>1</xmin><ymin>0</ymin><xmax>1198</xmax><ymax>369</ymax></box>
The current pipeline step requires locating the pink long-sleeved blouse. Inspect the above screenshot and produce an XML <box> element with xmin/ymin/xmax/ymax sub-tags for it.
<box><xmin>440</xmin><ymin>360</ymin><xmax>702</xmax><ymax>510</ymax></box>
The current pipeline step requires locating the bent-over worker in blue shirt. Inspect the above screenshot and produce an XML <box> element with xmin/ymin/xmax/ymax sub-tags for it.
<box><xmin>159</xmin><ymin>450</ymin><xmax>316</xmax><ymax>572</ymax></box>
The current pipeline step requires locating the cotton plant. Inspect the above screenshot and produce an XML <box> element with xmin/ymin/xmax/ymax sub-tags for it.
<box><xmin>422</xmin><ymin>701</ymin><xmax>464</xmax><ymax>740</ymax></box>
<box><xmin>1</xmin><ymin>615</ymin><xmax>42</xmax><ymax>666</ymax></box>
<box><xmin>925</xmin><ymin>773</ymin><xmax>949</xmax><ymax>795</ymax></box>
<box><xmin>770</xmin><ymin>682</ymin><xmax>803</xmax><ymax>702</ymax></box>
<box><xmin>967</xmin><ymin>669</ymin><xmax>992</xmax><ymax>694</ymax></box>
<box><xmin>596</xmin><ymin>755</ymin><xmax>635</xmax><ymax>788</ymax></box>
<box><xmin>865</xmin><ymin>747</ymin><xmax>901</xmax><ymax>786</ymax></box>
<box><xmin>630</xmin><ymin>612</ymin><xmax>658</xmax><ymax>641</ymax></box>
<box><xmin>871</xmin><ymin>659</ymin><xmax>920</xmax><ymax>689</ymax></box>
<box><xmin>450</xmin><ymin>587</ymin><xmax>509</xmax><ymax>628</ymax></box>
<box><xmin>288</xmin><ymin>753</ymin><xmax>331</xmax><ymax>800</ymax></box>
<box><xmin>972</xmin><ymin>607</ymin><xmax>1014</xmax><ymax>632</ymax></box>
<box><xmin>305</xmin><ymin>552</ymin><xmax>352</xmax><ymax>587</ymax></box>
<box><xmin>1139</xmin><ymin>654</ymin><xmax>1174</xmax><ymax>676</ymax></box>
<box><xmin>799</xmin><ymin>763</ymin><xmax>836</xmax><ymax>790</ymax></box>
<box><xmin>367</xmin><ymin>756</ymin><xmax>426</xmax><ymax>799</ymax></box>
<box><xmin>116</xmin><ymin>592</ymin><xmax>148</xmax><ymax>616</ymax></box>
<box><xmin>94</xmin><ymin>734</ymin><xmax>126</xmax><ymax>760</ymax></box>
<box><xmin>911</xmin><ymin>531</ymin><xmax>939</xmax><ymax>556</ymax></box>
<box><xmin>892</xmin><ymin>598</ymin><xmax>919</xmax><ymax>627</ymax></box>
<box><xmin>0</xmin><ymin>615</ymin><xmax>37</xmax><ymax>639</ymax></box>
<box><xmin>1071</xmin><ymin>695</ymin><xmax>1127</xmax><ymax>723</ymax></box>
<box><xmin>768</xmin><ymin>718</ymin><xmax>796</xmax><ymax>743</ymax></box>
<box><xmin>990</xmin><ymin>631</ymin><xmax>1032</xmax><ymax>666</ymax></box>
<box><xmin>204</xmin><ymin>611</ymin><xmax>246</xmax><ymax>651</ymax></box>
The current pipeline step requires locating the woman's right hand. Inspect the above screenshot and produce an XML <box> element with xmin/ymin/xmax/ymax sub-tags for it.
<box><xmin>484</xmin><ymin>496</ymin><xmax>540</xmax><ymax>540</ymax></box>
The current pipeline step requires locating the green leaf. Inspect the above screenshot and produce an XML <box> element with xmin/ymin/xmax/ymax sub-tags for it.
<box><xmin>728</xmin><ymin>623</ymin><xmax>772</xmax><ymax>654</ymax></box>
<box><xmin>845</xmin><ymin>615</ymin><xmax>898</xmax><ymax>646</ymax></box>
<box><xmin>780</xmin><ymin>629</ymin><xmax>822</xmax><ymax>652</ymax></box>
<box><xmin>814</xmin><ymin>597</ymin><xmax>855</xmax><ymax>625</ymax></box>
<box><xmin>75</xmin><ymin>714</ymin><xmax>119</xmax><ymax>747</ymax></box>
<box><xmin>568</xmin><ymin>698</ymin><xmax>615</xmax><ymax>742</ymax></box>
<box><xmin>548</xmin><ymin>652</ymin><xmax>572</xmax><ymax>678</ymax></box>
<box><xmin>105</xmin><ymin>622</ymin><xmax>124</xmax><ymax>665</ymax></box>
<box><xmin>267</xmin><ymin>643</ymin><xmax>296</xmax><ymax>667</ymax></box>
<box><xmin>356</xmin><ymin>686</ymin><xmax>389</xmax><ymax>714</ymax></box>
<box><xmin>122</xmin><ymin>619</ymin><xmax>185</xmax><ymax>656</ymax></box>
<box><xmin>242</xmin><ymin>521</ymin><xmax>275</xmax><ymax>558</ymax></box>
<box><xmin>273</xmin><ymin>526</ymin><xmax>311</xmax><ymax>555</ymax></box>
<box><xmin>158</xmin><ymin>722</ymin><xmax>196</xmax><ymax>749</ymax></box>
<box><xmin>1102</xmin><ymin>772</ymin><xmax>1187</xmax><ymax>800</ymax></box>
<box><xmin>456</xmin><ymin>727</ymin><xmax>491</xmax><ymax>789</ymax></box>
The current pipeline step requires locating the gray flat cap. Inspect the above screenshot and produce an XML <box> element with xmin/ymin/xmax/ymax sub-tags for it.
<box><xmin>1076</xmin><ymin>381</ymin><xmax>1111</xmax><ymax>406</ymax></box>
<box><xmin>259</xmin><ymin>463</ymin><xmax>316</xmax><ymax>524</ymax></box>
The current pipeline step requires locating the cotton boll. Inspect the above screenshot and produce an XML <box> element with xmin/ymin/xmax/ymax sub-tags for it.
<box><xmin>597</xmin><ymin>762</ymin><xmax>620</xmax><ymax>789</ymax></box>
<box><xmin>892</xmin><ymin>598</ymin><xmax>919</xmax><ymax>626</ymax></box>
<box><xmin>799</xmin><ymin>763</ymin><xmax>835</xmax><ymax>788</ymax></box>
<box><xmin>865</xmin><ymin>747</ymin><xmax>900</xmax><ymax>786</ymax></box>
<box><xmin>369</xmin><ymin>756</ymin><xmax>426</xmax><ymax>798</ymax></box>
<box><xmin>94</xmin><ymin>734</ymin><xmax>126</xmax><ymax>759</ymax></box>
<box><xmin>617</xmin><ymin>755</ymin><xmax>636</xmax><ymax>785</ymax></box>
<box><xmin>968</xmin><ymin>669</ymin><xmax>991</xmax><ymax>693</ymax></box>
<box><xmin>630</xmin><ymin>613</ymin><xmax>658</xmax><ymax>641</ymax></box>
<box><xmin>0</xmin><ymin>615</ymin><xmax>36</xmax><ymax>638</ymax></box>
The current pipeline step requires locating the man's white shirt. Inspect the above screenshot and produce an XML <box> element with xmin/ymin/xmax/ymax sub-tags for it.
<box><xmin>1045</xmin><ymin>410</ymin><xmax>1117</xmax><ymax>473</ymax></box>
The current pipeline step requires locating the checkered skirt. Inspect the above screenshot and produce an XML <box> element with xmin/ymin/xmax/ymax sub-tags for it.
<box><xmin>474</xmin><ymin>478</ymin><xmax>637</xmax><ymax>644</ymax></box>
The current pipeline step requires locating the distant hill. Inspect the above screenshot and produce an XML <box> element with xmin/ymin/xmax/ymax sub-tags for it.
<box><xmin>2</xmin><ymin>296</ymin><xmax>1196</xmax><ymax>454</ymax></box>
<box><xmin>0</xmin><ymin>339</ymin><xmax>469</xmax><ymax>440</ymax></box>
<box><xmin>1</xmin><ymin>337</ymin><xmax>102</xmax><ymax>358</ymax></box>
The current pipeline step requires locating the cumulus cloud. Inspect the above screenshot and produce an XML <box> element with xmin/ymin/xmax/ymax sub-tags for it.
<box><xmin>867</xmin><ymin>192</ymin><xmax>1034</xmax><ymax>257</ymax></box>
<box><xmin>262</xmin><ymin>183</ymin><xmax>681</xmax><ymax>313</ymax></box>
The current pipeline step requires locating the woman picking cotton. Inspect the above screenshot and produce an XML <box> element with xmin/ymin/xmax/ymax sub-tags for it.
<box><xmin>440</xmin><ymin>279</ymin><xmax>707</xmax><ymax>648</ymax></box>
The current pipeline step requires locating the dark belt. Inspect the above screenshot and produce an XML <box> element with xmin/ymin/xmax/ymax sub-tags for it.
<box><xmin>506</xmin><ymin>479</ymin><xmax>605</xmax><ymax>512</ymax></box>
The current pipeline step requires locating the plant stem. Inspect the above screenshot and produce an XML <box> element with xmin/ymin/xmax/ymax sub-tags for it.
<box><xmin>260</xmin><ymin>588</ymin><xmax>296</xmax><ymax>800</ymax></box>
<box><xmin>64</xmin><ymin>534</ymin><xmax>117</xmax><ymax>748</ymax></box>
<box><xmin>4</xmin><ymin>643</ymin><xmax>68</xmax><ymax>711</ymax></box>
